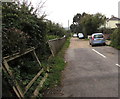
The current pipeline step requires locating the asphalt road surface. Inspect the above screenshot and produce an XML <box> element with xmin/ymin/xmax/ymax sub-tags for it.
<box><xmin>44</xmin><ymin>38</ymin><xmax>119</xmax><ymax>97</ymax></box>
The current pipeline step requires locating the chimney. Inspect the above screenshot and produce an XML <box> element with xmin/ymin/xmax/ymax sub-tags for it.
<box><xmin>111</xmin><ymin>15</ymin><xmax>114</xmax><ymax>18</ymax></box>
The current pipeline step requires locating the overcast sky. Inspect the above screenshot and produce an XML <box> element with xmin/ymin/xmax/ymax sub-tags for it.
<box><xmin>31</xmin><ymin>0</ymin><xmax>120</xmax><ymax>27</ymax></box>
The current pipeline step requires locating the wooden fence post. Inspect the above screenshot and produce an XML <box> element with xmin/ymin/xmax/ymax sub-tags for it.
<box><xmin>2</xmin><ymin>47</ymin><xmax>49</xmax><ymax>98</ymax></box>
<box><xmin>2</xmin><ymin>66</ymin><xmax>22</xmax><ymax>98</ymax></box>
<box><xmin>32</xmin><ymin>50</ymin><xmax>42</xmax><ymax>66</ymax></box>
<box><xmin>3</xmin><ymin>60</ymin><xmax>24</xmax><ymax>98</ymax></box>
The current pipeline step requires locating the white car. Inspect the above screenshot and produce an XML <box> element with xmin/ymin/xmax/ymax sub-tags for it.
<box><xmin>78</xmin><ymin>33</ymin><xmax>84</xmax><ymax>39</ymax></box>
<box><xmin>73</xmin><ymin>34</ymin><xmax>77</xmax><ymax>37</ymax></box>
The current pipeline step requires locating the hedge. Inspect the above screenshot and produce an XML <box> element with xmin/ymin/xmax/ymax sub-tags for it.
<box><xmin>111</xmin><ymin>28</ymin><xmax>120</xmax><ymax>49</ymax></box>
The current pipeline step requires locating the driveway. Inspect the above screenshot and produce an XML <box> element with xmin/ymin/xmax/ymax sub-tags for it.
<box><xmin>44</xmin><ymin>38</ymin><xmax>119</xmax><ymax>97</ymax></box>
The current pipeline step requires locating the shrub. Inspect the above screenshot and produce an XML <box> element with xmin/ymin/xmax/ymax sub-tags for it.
<box><xmin>111</xmin><ymin>28</ymin><xmax>120</xmax><ymax>49</ymax></box>
<box><xmin>2</xmin><ymin>28</ymin><xmax>29</xmax><ymax>56</ymax></box>
<box><xmin>46</xmin><ymin>21</ymin><xmax>66</xmax><ymax>37</ymax></box>
<box><xmin>2</xmin><ymin>1</ymin><xmax>66</xmax><ymax>57</ymax></box>
<box><xmin>98</xmin><ymin>28</ymin><xmax>115</xmax><ymax>34</ymax></box>
<box><xmin>2</xmin><ymin>2</ymin><xmax>47</xmax><ymax>57</ymax></box>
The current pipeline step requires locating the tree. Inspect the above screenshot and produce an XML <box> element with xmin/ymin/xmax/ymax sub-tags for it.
<box><xmin>80</xmin><ymin>13</ymin><xmax>106</xmax><ymax>37</ymax></box>
<box><xmin>73</xmin><ymin>13</ymin><xmax>81</xmax><ymax>24</ymax></box>
<box><xmin>70</xmin><ymin>13</ymin><xmax>83</xmax><ymax>34</ymax></box>
<box><xmin>70</xmin><ymin>12</ymin><xmax>106</xmax><ymax>38</ymax></box>
<box><xmin>46</xmin><ymin>20</ymin><xmax>66</xmax><ymax>37</ymax></box>
<box><xmin>70</xmin><ymin>24</ymin><xmax>77</xmax><ymax>33</ymax></box>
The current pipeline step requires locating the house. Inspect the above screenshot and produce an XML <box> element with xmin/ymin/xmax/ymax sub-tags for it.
<box><xmin>116</xmin><ymin>23</ymin><xmax>120</xmax><ymax>28</ymax></box>
<box><xmin>105</xmin><ymin>16</ymin><xmax>120</xmax><ymax>29</ymax></box>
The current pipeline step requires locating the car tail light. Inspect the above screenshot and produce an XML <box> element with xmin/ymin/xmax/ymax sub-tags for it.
<box><xmin>92</xmin><ymin>36</ymin><xmax>94</xmax><ymax>40</ymax></box>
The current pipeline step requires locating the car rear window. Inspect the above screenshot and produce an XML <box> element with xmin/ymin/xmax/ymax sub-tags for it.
<box><xmin>94</xmin><ymin>35</ymin><xmax>103</xmax><ymax>38</ymax></box>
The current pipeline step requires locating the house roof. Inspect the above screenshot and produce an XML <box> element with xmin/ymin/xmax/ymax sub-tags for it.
<box><xmin>109</xmin><ymin>16</ymin><xmax>120</xmax><ymax>21</ymax></box>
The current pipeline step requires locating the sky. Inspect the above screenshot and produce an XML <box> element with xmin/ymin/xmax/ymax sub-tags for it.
<box><xmin>31</xmin><ymin>0</ymin><xmax>120</xmax><ymax>27</ymax></box>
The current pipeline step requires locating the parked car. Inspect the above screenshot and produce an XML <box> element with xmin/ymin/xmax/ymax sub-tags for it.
<box><xmin>89</xmin><ymin>33</ymin><xmax>106</xmax><ymax>46</ymax></box>
<box><xmin>73</xmin><ymin>33</ymin><xmax>77</xmax><ymax>37</ymax></box>
<box><xmin>78</xmin><ymin>33</ymin><xmax>84</xmax><ymax>39</ymax></box>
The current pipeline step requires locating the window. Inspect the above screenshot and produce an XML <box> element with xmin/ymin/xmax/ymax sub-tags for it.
<box><xmin>94</xmin><ymin>35</ymin><xmax>103</xmax><ymax>38</ymax></box>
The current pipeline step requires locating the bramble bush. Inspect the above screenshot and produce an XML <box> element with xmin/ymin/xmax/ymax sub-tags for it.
<box><xmin>2</xmin><ymin>1</ymin><xmax>66</xmax><ymax>57</ymax></box>
<box><xmin>2</xmin><ymin>1</ymin><xmax>48</xmax><ymax>57</ymax></box>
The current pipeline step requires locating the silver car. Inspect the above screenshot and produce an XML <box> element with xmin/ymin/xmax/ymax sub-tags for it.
<box><xmin>89</xmin><ymin>33</ymin><xmax>106</xmax><ymax>46</ymax></box>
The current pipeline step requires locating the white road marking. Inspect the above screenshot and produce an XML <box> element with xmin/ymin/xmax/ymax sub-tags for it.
<box><xmin>116</xmin><ymin>64</ymin><xmax>120</xmax><ymax>67</ymax></box>
<box><xmin>92</xmin><ymin>49</ymin><xmax>106</xmax><ymax>58</ymax></box>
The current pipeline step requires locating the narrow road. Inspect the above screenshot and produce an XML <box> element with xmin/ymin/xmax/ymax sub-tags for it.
<box><xmin>44</xmin><ymin>38</ymin><xmax>119</xmax><ymax>97</ymax></box>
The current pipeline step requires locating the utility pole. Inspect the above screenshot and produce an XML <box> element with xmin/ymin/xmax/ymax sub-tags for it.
<box><xmin>68</xmin><ymin>20</ymin><xmax>69</xmax><ymax>30</ymax></box>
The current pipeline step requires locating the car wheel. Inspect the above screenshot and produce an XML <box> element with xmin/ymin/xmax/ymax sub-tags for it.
<box><xmin>102</xmin><ymin>43</ymin><xmax>106</xmax><ymax>46</ymax></box>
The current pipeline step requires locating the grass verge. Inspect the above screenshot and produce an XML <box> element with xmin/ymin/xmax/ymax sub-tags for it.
<box><xmin>110</xmin><ymin>44</ymin><xmax>120</xmax><ymax>50</ymax></box>
<box><xmin>47</xmin><ymin>35</ymin><xmax>60</xmax><ymax>40</ymax></box>
<box><xmin>40</xmin><ymin>37</ymin><xmax>70</xmax><ymax>96</ymax></box>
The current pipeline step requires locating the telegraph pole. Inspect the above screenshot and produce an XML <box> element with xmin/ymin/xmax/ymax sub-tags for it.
<box><xmin>68</xmin><ymin>20</ymin><xmax>69</xmax><ymax>30</ymax></box>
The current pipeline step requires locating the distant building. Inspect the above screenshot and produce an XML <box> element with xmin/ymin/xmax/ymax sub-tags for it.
<box><xmin>105</xmin><ymin>15</ymin><xmax>120</xmax><ymax>29</ymax></box>
<box><xmin>116</xmin><ymin>23</ymin><xmax>120</xmax><ymax>28</ymax></box>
